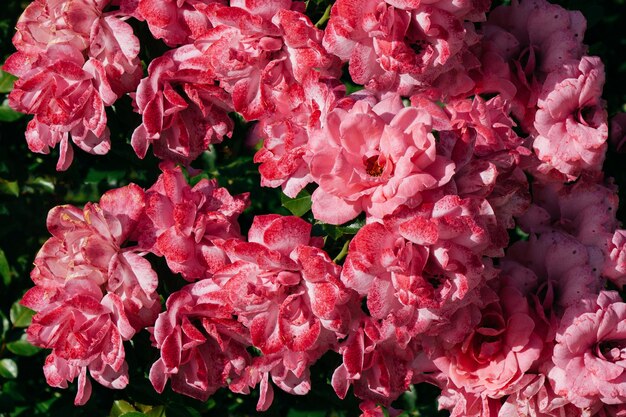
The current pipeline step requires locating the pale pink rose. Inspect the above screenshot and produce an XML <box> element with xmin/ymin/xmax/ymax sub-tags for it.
<box><xmin>131</xmin><ymin>45</ymin><xmax>234</xmax><ymax>163</ymax></box>
<box><xmin>323</xmin><ymin>0</ymin><xmax>487</xmax><ymax>95</ymax></box>
<box><xmin>478</xmin><ymin>0</ymin><xmax>587</xmax><ymax>130</ymax></box>
<box><xmin>197</xmin><ymin>3</ymin><xmax>340</xmax><ymax>120</ymax></box>
<box><xmin>499</xmin><ymin>258</ymin><xmax>559</xmax><ymax>350</ymax></box>
<box><xmin>428</xmin><ymin>284</ymin><xmax>544</xmax><ymax>399</ymax></box>
<box><xmin>517</xmin><ymin>179</ymin><xmax>618</xmax><ymax>250</ymax></box>
<box><xmin>137</xmin><ymin>0</ymin><xmax>225</xmax><ymax>46</ymax></box>
<box><xmin>533</xmin><ymin>56</ymin><xmax>608</xmax><ymax>181</ymax></box>
<box><xmin>138</xmin><ymin>164</ymin><xmax>248</xmax><ymax>281</ymax></box>
<box><xmin>308</xmin><ymin>95</ymin><xmax>455</xmax><ymax>224</ymax></box>
<box><xmin>149</xmin><ymin>280</ymin><xmax>251</xmax><ymax>401</ymax></box>
<box><xmin>550</xmin><ymin>291</ymin><xmax>626</xmax><ymax>408</ymax></box>
<box><xmin>5</xmin><ymin>49</ymin><xmax>115</xmax><ymax>170</ymax></box>
<box><xmin>504</xmin><ymin>232</ymin><xmax>604</xmax><ymax>311</ymax></box>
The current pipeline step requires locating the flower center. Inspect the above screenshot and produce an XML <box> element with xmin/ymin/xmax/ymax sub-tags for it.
<box><xmin>409</xmin><ymin>40</ymin><xmax>428</xmax><ymax>56</ymax></box>
<box><xmin>576</xmin><ymin>105</ymin><xmax>599</xmax><ymax>128</ymax></box>
<box><xmin>596</xmin><ymin>340</ymin><xmax>626</xmax><ymax>362</ymax></box>
<box><xmin>364</xmin><ymin>155</ymin><xmax>385</xmax><ymax>177</ymax></box>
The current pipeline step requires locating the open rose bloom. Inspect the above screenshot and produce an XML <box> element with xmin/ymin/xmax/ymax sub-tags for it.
<box><xmin>8</xmin><ymin>0</ymin><xmax>626</xmax><ymax>416</ymax></box>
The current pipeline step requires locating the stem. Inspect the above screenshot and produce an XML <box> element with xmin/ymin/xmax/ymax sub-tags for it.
<box><xmin>315</xmin><ymin>4</ymin><xmax>332</xmax><ymax>28</ymax></box>
<box><xmin>333</xmin><ymin>239</ymin><xmax>350</xmax><ymax>263</ymax></box>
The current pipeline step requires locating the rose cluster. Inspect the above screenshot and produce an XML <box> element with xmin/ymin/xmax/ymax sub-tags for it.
<box><xmin>8</xmin><ymin>0</ymin><xmax>626</xmax><ymax>416</ymax></box>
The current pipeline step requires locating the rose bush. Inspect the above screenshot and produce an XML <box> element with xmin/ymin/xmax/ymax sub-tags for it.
<box><xmin>2</xmin><ymin>0</ymin><xmax>626</xmax><ymax>416</ymax></box>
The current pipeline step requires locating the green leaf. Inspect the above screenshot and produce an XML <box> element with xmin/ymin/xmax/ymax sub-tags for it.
<box><xmin>281</xmin><ymin>189</ymin><xmax>312</xmax><ymax>217</ymax></box>
<box><xmin>10</xmin><ymin>302</ymin><xmax>35</xmax><ymax>328</ymax></box>
<box><xmin>144</xmin><ymin>406</ymin><xmax>166</xmax><ymax>417</ymax></box>
<box><xmin>318</xmin><ymin>216</ymin><xmax>365</xmax><ymax>240</ymax></box>
<box><xmin>110</xmin><ymin>400</ymin><xmax>137</xmax><ymax>417</ymax></box>
<box><xmin>0</xmin><ymin>102</ymin><xmax>24</xmax><ymax>122</ymax></box>
<box><xmin>119</xmin><ymin>413</ymin><xmax>147</xmax><ymax>417</ymax></box>
<box><xmin>336</xmin><ymin>217</ymin><xmax>365</xmax><ymax>235</ymax></box>
<box><xmin>401</xmin><ymin>385</ymin><xmax>417</xmax><ymax>410</ymax></box>
<box><xmin>0</xmin><ymin>359</ymin><xmax>18</xmax><ymax>379</ymax></box>
<box><xmin>30</xmin><ymin>177</ymin><xmax>55</xmax><ymax>193</ymax></box>
<box><xmin>0</xmin><ymin>311</ymin><xmax>9</xmax><ymax>338</ymax></box>
<box><xmin>0</xmin><ymin>178</ymin><xmax>19</xmax><ymax>197</ymax></box>
<box><xmin>34</xmin><ymin>396</ymin><xmax>58</xmax><ymax>413</ymax></box>
<box><xmin>6</xmin><ymin>340</ymin><xmax>40</xmax><ymax>356</ymax></box>
<box><xmin>0</xmin><ymin>248</ymin><xmax>10</xmax><ymax>286</ymax></box>
<box><xmin>85</xmin><ymin>168</ymin><xmax>127</xmax><ymax>184</ymax></box>
<box><xmin>0</xmin><ymin>70</ymin><xmax>17</xmax><ymax>93</ymax></box>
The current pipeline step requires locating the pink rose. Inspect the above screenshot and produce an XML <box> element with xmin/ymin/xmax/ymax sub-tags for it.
<box><xmin>428</xmin><ymin>284</ymin><xmax>543</xmax><ymax>399</ymax></box>
<box><xmin>11</xmin><ymin>0</ymin><xmax>103</xmax><ymax>54</ymax></box>
<box><xmin>533</xmin><ymin>56</ymin><xmax>608</xmax><ymax>181</ymax></box>
<box><xmin>517</xmin><ymin>179</ymin><xmax>618</xmax><ymax>250</ymax></box>
<box><xmin>219</xmin><ymin>215</ymin><xmax>350</xmax><ymax>351</ymax></box>
<box><xmin>27</xmin><ymin>184</ymin><xmax>159</xmax><ymax>329</ymax></box>
<box><xmin>308</xmin><ymin>95</ymin><xmax>455</xmax><ymax>224</ymax></box>
<box><xmin>213</xmin><ymin>215</ymin><xmax>352</xmax><ymax>409</ymax></box>
<box><xmin>550</xmin><ymin>291</ymin><xmax>626</xmax><ymax>408</ymax></box>
<box><xmin>253</xmin><ymin>72</ymin><xmax>345</xmax><ymax>197</ymax></box>
<box><xmin>137</xmin><ymin>164</ymin><xmax>249</xmax><ymax>280</ymax></box>
<box><xmin>5</xmin><ymin>50</ymin><xmax>115</xmax><ymax>170</ymax></box>
<box><xmin>499</xmin><ymin>374</ymin><xmax>582</xmax><ymax>417</ymax></box>
<box><xmin>479</xmin><ymin>0</ymin><xmax>586</xmax><ymax>130</ymax></box>
<box><xmin>332</xmin><ymin>316</ymin><xmax>438</xmax><ymax>406</ymax></box>
<box><xmin>131</xmin><ymin>45</ymin><xmax>234</xmax><ymax>163</ymax></box>
<box><xmin>9</xmin><ymin>0</ymin><xmax>141</xmax><ymax>96</ymax></box>
<box><xmin>342</xmin><ymin>195</ymin><xmax>498</xmax><ymax>337</ymax></box>
<box><xmin>22</xmin><ymin>279</ymin><xmax>134</xmax><ymax>405</ymax></box>
<box><xmin>230</xmin><ymin>351</ymin><xmax>320</xmax><ymax>411</ymax></box>
<box><xmin>196</xmin><ymin>3</ymin><xmax>340</xmax><ymax>120</ymax></box>
<box><xmin>437</xmin><ymin>384</ymin><xmax>502</xmax><ymax>417</ymax></box>
<box><xmin>323</xmin><ymin>0</ymin><xmax>485</xmax><ymax>95</ymax></box>
<box><xmin>149</xmin><ymin>280</ymin><xmax>251</xmax><ymax>401</ymax></box>
<box><xmin>504</xmin><ymin>232</ymin><xmax>604</xmax><ymax>311</ymax></box>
